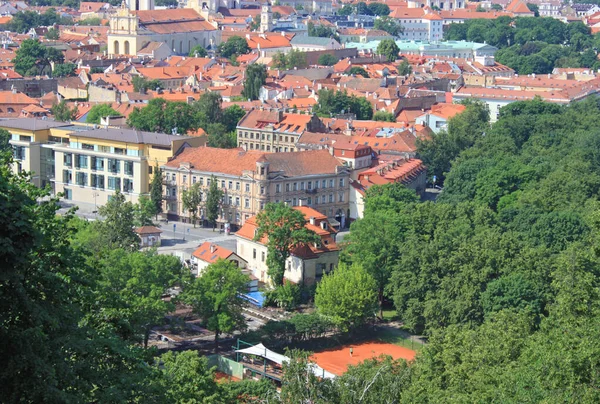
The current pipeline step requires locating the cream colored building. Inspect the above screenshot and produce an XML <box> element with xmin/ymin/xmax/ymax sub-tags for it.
<box><xmin>4</xmin><ymin>118</ymin><xmax>204</xmax><ymax>207</ymax></box>
<box><xmin>235</xmin><ymin>206</ymin><xmax>340</xmax><ymax>285</ymax></box>
<box><xmin>161</xmin><ymin>146</ymin><xmax>350</xmax><ymax>229</ymax></box>
<box><xmin>108</xmin><ymin>0</ymin><xmax>220</xmax><ymax>57</ymax></box>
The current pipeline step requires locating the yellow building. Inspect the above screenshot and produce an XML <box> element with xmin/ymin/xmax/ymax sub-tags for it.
<box><xmin>4</xmin><ymin>118</ymin><xmax>204</xmax><ymax>207</ymax></box>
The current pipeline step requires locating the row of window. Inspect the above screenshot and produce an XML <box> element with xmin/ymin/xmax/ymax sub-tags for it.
<box><xmin>273</xmin><ymin>194</ymin><xmax>344</xmax><ymax>205</ymax></box>
<box><xmin>12</xmin><ymin>146</ymin><xmax>25</xmax><ymax>160</ymax></box>
<box><xmin>276</xmin><ymin>178</ymin><xmax>345</xmax><ymax>193</ymax></box>
<box><xmin>243</xmin><ymin>143</ymin><xmax>295</xmax><ymax>152</ymax></box>
<box><xmin>62</xmin><ymin>170</ymin><xmax>134</xmax><ymax>192</ymax></box>
<box><xmin>64</xmin><ymin>153</ymin><xmax>134</xmax><ymax>176</ymax></box>
<box><xmin>239</xmin><ymin>132</ymin><xmax>296</xmax><ymax>143</ymax></box>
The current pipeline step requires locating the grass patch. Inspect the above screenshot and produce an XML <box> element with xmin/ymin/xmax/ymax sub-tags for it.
<box><xmin>381</xmin><ymin>309</ymin><xmax>399</xmax><ymax>321</ymax></box>
<box><xmin>375</xmin><ymin>327</ymin><xmax>425</xmax><ymax>352</ymax></box>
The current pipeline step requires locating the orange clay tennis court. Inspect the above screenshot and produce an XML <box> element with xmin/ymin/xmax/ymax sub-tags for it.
<box><xmin>310</xmin><ymin>341</ymin><xmax>416</xmax><ymax>376</ymax></box>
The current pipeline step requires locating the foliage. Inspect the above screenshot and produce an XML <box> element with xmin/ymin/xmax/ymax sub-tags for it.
<box><xmin>368</xmin><ymin>2</ymin><xmax>391</xmax><ymax>16</ymax></box>
<box><xmin>45</xmin><ymin>27</ymin><xmax>59</xmax><ymax>40</ymax></box>
<box><xmin>308</xmin><ymin>22</ymin><xmax>339</xmax><ymax>42</ymax></box>
<box><xmin>52</xmin><ymin>62</ymin><xmax>76</xmax><ymax>77</ymax></box>
<box><xmin>78</xmin><ymin>17</ymin><xmax>102</xmax><ymax>25</ymax></box>
<box><xmin>314</xmin><ymin>88</ymin><xmax>374</xmax><ymax>120</ymax></box>
<box><xmin>86</xmin><ymin>104</ymin><xmax>119</xmax><ymax>124</ymax></box>
<box><xmin>526</xmin><ymin>2</ymin><xmax>539</xmax><ymax>16</ymax></box>
<box><xmin>189</xmin><ymin>44</ymin><xmax>208</xmax><ymax>57</ymax></box>
<box><xmin>4</xmin><ymin>9</ymin><xmax>71</xmax><ymax>33</ymax></box>
<box><xmin>265</xmin><ymin>281</ymin><xmax>301</xmax><ymax>310</ymax></box>
<box><xmin>195</xmin><ymin>91</ymin><xmax>223</xmax><ymax>129</ymax></box>
<box><xmin>315</xmin><ymin>262</ymin><xmax>378</xmax><ymax>331</ymax></box>
<box><xmin>206</xmin><ymin>174</ymin><xmax>223</xmax><ymax>229</ymax></box>
<box><xmin>338</xmin><ymin>4</ymin><xmax>354</xmax><ymax>16</ymax></box>
<box><xmin>373</xmin><ymin>110</ymin><xmax>396</xmax><ymax>122</ymax></box>
<box><xmin>0</xmin><ymin>128</ymin><xmax>10</xmax><ymax>152</ymax></box>
<box><xmin>254</xmin><ymin>203</ymin><xmax>320</xmax><ymax>286</ymax></box>
<box><xmin>397</xmin><ymin>59</ymin><xmax>412</xmax><ymax>76</ymax></box>
<box><xmin>222</xmin><ymin>104</ymin><xmax>246</xmax><ymax>132</ymax></box>
<box><xmin>150</xmin><ymin>163</ymin><xmax>163</xmax><ymax>217</ymax></box>
<box><xmin>97</xmin><ymin>190</ymin><xmax>139</xmax><ymax>250</ymax></box>
<box><xmin>181</xmin><ymin>182</ymin><xmax>203</xmax><ymax>227</ymax></box>
<box><xmin>220</xmin><ymin>378</ymin><xmax>276</xmax><ymax>403</ymax></box>
<box><xmin>127</xmin><ymin>98</ymin><xmax>197</xmax><ymax>134</ymax></box>
<box><xmin>206</xmin><ymin>123</ymin><xmax>237</xmax><ymax>148</ymax></box>
<box><xmin>135</xmin><ymin>195</ymin><xmax>156</xmax><ymax>227</ymax></box>
<box><xmin>279</xmin><ymin>350</ymin><xmax>335</xmax><ymax>403</ymax></box>
<box><xmin>51</xmin><ymin>100</ymin><xmax>78</xmax><ymax>122</ymax></box>
<box><xmin>374</xmin><ymin>16</ymin><xmax>403</xmax><ymax>37</ymax></box>
<box><xmin>181</xmin><ymin>260</ymin><xmax>249</xmax><ymax>351</ymax></box>
<box><xmin>377</xmin><ymin>38</ymin><xmax>400</xmax><ymax>62</ymax></box>
<box><xmin>348</xmin><ymin>66</ymin><xmax>370</xmax><ymax>77</ymax></box>
<box><xmin>242</xmin><ymin>63</ymin><xmax>267</xmax><ymax>101</ymax></box>
<box><xmin>13</xmin><ymin>39</ymin><xmax>64</xmax><ymax>76</ymax></box>
<box><xmin>132</xmin><ymin>75</ymin><xmax>163</xmax><ymax>93</ymax></box>
<box><xmin>218</xmin><ymin>35</ymin><xmax>250</xmax><ymax>59</ymax></box>
<box><xmin>356</xmin><ymin>1</ymin><xmax>373</xmax><ymax>15</ymax></box>
<box><xmin>315</xmin><ymin>53</ymin><xmax>337</xmax><ymax>66</ymax></box>
<box><xmin>272</xmin><ymin>49</ymin><xmax>308</xmax><ymax>70</ymax></box>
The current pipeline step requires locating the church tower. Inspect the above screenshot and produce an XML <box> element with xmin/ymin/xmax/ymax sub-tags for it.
<box><xmin>260</xmin><ymin>4</ymin><xmax>272</xmax><ymax>33</ymax></box>
<box><xmin>129</xmin><ymin>0</ymin><xmax>154</xmax><ymax>11</ymax></box>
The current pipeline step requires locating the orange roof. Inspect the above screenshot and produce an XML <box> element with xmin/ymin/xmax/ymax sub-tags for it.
<box><xmin>506</xmin><ymin>0</ymin><xmax>533</xmax><ymax>14</ymax></box>
<box><xmin>246</xmin><ymin>33</ymin><xmax>293</xmax><ymax>49</ymax></box>
<box><xmin>132</xmin><ymin>9</ymin><xmax>216</xmax><ymax>34</ymax></box>
<box><xmin>428</xmin><ymin>102</ymin><xmax>466</xmax><ymax>119</ymax></box>
<box><xmin>136</xmin><ymin>66</ymin><xmax>192</xmax><ymax>80</ymax></box>
<box><xmin>0</xmin><ymin>16</ymin><xmax>12</xmax><ymax>25</ymax></box>
<box><xmin>358</xmin><ymin>158</ymin><xmax>426</xmax><ymax>187</ymax></box>
<box><xmin>135</xmin><ymin>226</ymin><xmax>162</xmax><ymax>235</ymax></box>
<box><xmin>439</xmin><ymin>9</ymin><xmax>512</xmax><ymax>19</ymax></box>
<box><xmin>0</xmin><ymin>91</ymin><xmax>39</xmax><ymax>105</ymax></box>
<box><xmin>192</xmin><ymin>241</ymin><xmax>235</xmax><ymax>263</ymax></box>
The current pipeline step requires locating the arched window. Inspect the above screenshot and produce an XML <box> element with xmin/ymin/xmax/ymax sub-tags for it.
<box><xmin>124</xmin><ymin>40</ymin><xmax>130</xmax><ymax>55</ymax></box>
<box><xmin>114</xmin><ymin>40</ymin><xmax>120</xmax><ymax>55</ymax></box>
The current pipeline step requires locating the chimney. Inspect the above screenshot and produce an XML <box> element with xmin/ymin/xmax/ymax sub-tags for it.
<box><xmin>309</xmin><ymin>216</ymin><xmax>315</xmax><ymax>225</ymax></box>
<box><xmin>210</xmin><ymin>244</ymin><xmax>215</xmax><ymax>253</ymax></box>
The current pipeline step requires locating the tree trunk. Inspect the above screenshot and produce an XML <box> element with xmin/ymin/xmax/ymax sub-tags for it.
<box><xmin>144</xmin><ymin>326</ymin><xmax>151</xmax><ymax>348</ymax></box>
<box><xmin>214</xmin><ymin>330</ymin><xmax>220</xmax><ymax>353</ymax></box>
<box><xmin>378</xmin><ymin>287</ymin><xmax>384</xmax><ymax>320</ymax></box>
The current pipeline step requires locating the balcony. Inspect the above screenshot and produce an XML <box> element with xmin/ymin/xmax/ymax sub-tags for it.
<box><xmin>163</xmin><ymin>178</ymin><xmax>177</xmax><ymax>186</ymax></box>
<box><xmin>305</xmin><ymin>188</ymin><xmax>317</xmax><ymax>194</ymax></box>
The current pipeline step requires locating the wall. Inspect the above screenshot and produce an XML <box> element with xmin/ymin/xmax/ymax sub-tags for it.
<box><xmin>206</xmin><ymin>355</ymin><xmax>244</xmax><ymax>379</ymax></box>
<box><xmin>0</xmin><ymin>78</ymin><xmax>57</xmax><ymax>97</ymax></box>
<box><xmin>88</xmin><ymin>84</ymin><xmax>118</xmax><ymax>103</ymax></box>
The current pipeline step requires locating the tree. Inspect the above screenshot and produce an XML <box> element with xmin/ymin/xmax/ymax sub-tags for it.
<box><xmin>127</xmin><ymin>98</ymin><xmax>197</xmax><ymax>134</ymax></box>
<box><xmin>272</xmin><ymin>49</ymin><xmax>308</xmax><ymax>69</ymax></box>
<box><xmin>377</xmin><ymin>38</ymin><xmax>400</xmax><ymax>62</ymax></box>
<box><xmin>254</xmin><ymin>203</ymin><xmax>320</xmax><ymax>286</ymax></box>
<box><xmin>338</xmin><ymin>4</ymin><xmax>353</xmax><ymax>16</ymax></box>
<box><xmin>318</xmin><ymin>53</ymin><xmax>339</xmax><ymax>66</ymax></box>
<box><xmin>135</xmin><ymin>195</ymin><xmax>156</xmax><ymax>227</ymax></box>
<box><xmin>222</xmin><ymin>104</ymin><xmax>246</xmax><ymax>132</ymax></box>
<box><xmin>373</xmin><ymin>110</ymin><xmax>396</xmax><ymax>122</ymax></box>
<box><xmin>132</xmin><ymin>76</ymin><xmax>163</xmax><ymax>93</ymax></box>
<box><xmin>78</xmin><ymin>17</ymin><xmax>102</xmax><ymax>25</ymax></box>
<box><xmin>52</xmin><ymin>62</ymin><xmax>76</xmax><ymax>77</ymax></box>
<box><xmin>195</xmin><ymin>91</ymin><xmax>223</xmax><ymax>129</ymax></box>
<box><xmin>97</xmin><ymin>190</ymin><xmax>139</xmax><ymax>250</ymax></box>
<box><xmin>368</xmin><ymin>2</ymin><xmax>391</xmax><ymax>16</ymax></box>
<box><xmin>397</xmin><ymin>59</ymin><xmax>412</xmax><ymax>76</ymax></box>
<box><xmin>348</xmin><ymin>66</ymin><xmax>370</xmax><ymax>77</ymax></box>
<box><xmin>154</xmin><ymin>351</ymin><xmax>220</xmax><ymax>403</ymax></box>
<box><xmin>189</xmin><ymin>44</ymin><xmax>208</xmax><ymax>57</ymax></box>
<box><xmin>94</xmin><ymin>249</ymin><xmax>182</xmax><ymax>347</ymax></box>
<box><xmin>46</xmin><ymin>27</ymin><xmax>59</xmax><ymax>40</ymax></box>
<box><xmin>206</xmin><ymin>174</ymin><xmax>223</xmax><ymax>230</ymax></box>
<box><xmin>218</xmin><ymin>36</ymin><xmax>250</xmax><ymax>59</ymax></box>
<box><xmin>526</xmin><ymin>3</ymin><xmax>539</xmax><ymax>16</ymax></box>
<box><xmin>206</xmin><ymin>123</ymin><xmax>237</xmax><ymax>148</ymax></box>
<box><xmin>491</xmin><ymin>3</ymin><xmax>503</xmax><ymax>10</ymax></box>
<box><xmin>182</xmin><ymin>182</ymin><xmax>203</xmax><ymax>227</ymax></box>
<box><xmin>374</xmin><ymin>16</ymin><xmax>403</xmax><ymax>37</ymax></box>
<box><xmin>314</xmin><ymin>89</ymin><xmax>373</xmax><ymax>120</ymax></box>
<box><xmin>86</xmin><ymin>104</ymin><xmax>119</xmax><ymax>124</ymax></box>
<box><xmin>315</xmin><ymin>262</ymin><xmax>378</xmax><ymax>332</ymax></box>
<box><xmin>150</xmin><ymin>163</ymin><xmax>163</xmax><ymax>218</ymax></box>
<box><xmin>51</xmin><ymin>100</ymin><xmax>78</xmax><ymax>122</ymax></box>
<box><xmin>182</xmin><ymin>260</ymin><xmax>249</xmax><ymax>352</ymax></box>
<box><xmin>280</xmin><ymin>349</ymin><xmax>335</xmax><ymax>403</ymax></box>
<box><xmin>356</xmin><ymin>1</ymin><xmax>373</xmax><ymax>15</ymax></box>
<box><xmin>13</xmin><ymin>39</ymin><xmax>63</xmax><ymax>76</ymax></box>
<box><xmin>242</xmin><ymin>63</ymin><xmax>267</xmax><ymax>101</ymax></box>
<box><xmin>0</xmin><ymin>128</ymin><xmax>10</xmax><ymax>153</ymax></box>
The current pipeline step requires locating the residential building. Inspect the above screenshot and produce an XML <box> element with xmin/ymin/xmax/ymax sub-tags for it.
<box><xmin>161</xmin><ymin>147</ymin><xmax>350</xmax><ymax>229</ymax></box>
<box><xmin>414</xmin><ymin>102</ymin><xmax>466</xmax><ymax>133</ymax></box>
<box><xmin>389</xmin><ymin>7</ymin><xmax>444</xmax><ymax>42</ymax></box>
<box><xmin>135</xmin><ymin>225</ymin><xmax>162</xmax><ymax>247</ymax></box>
<box><xmin>290</xmin><ymin>35</ymin><xmax>342</xmax><ymax>52</ymax></box>
<box><xmin>3</xmin><ymin>118</ymin><xmax>204</xmax><ymax>206</ymax></box>
<box><xmin>235</xmin><ymin>206</ymin><xmax>340</xmax><ymax>285</ymax></box>
<box><xmin>191</xmin><ymin>241</ymin><xmax>247</xmax><ymax>273</ymax></box>
<box><xmin>236</xmin><ymin>108</ymin><xmax>328</xmax><ymax>153</ymax></box>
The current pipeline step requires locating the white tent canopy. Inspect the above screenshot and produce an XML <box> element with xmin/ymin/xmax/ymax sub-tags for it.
<box><xmin>236</xmin><ymin>343</ymin><xmax>336</xmax><ymax>379</ymax></box>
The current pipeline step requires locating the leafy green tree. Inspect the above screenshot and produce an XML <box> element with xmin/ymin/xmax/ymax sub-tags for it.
<box><xmin>206</xmin><ymin>123</ymin><xmax>237</xmax><ymax>148</ymax></box>
<box><xmin>317</xmin><ymin>53</ymin><xmax>339</xmax><ymax>66</ymax></box>
<box><xmin>13</xmin><ymin>39</ymin><xmax>63</xmax><ymax>76</ymax></box>
<box><xmin>314</xmin><ymin>89</ymin><xmax>373</xmax><ymax>120</ymax></box>
<box><xmin>94</xmin><ymin>249</ymin><xmax>182</xmax><ymax>347</ymax></box>
<box><xmin>195</xmin><ymin>91</ymin><xmax>223</xmax><ymax>129</ymax></box>
<box><xmin>526</xmin><ymin>2</ymin><xmax>539</xmax><ymax>16</ymax></box>
<box><xmin>308</xmin><ymin>22</ymin><xmax>339</xmax><ymax>41</ymax></box>
<box><xmin>374</xmin><ymin>16</ymin><xmax>403</xmax><ymax>37</ymax></box>
<box><xmin>86</xmin><ymin>104</ymin><xmax>119</xmax><ymax>124</ymax></box>
<box><xmin>397</xmin><ymin>59</ymin><xmax>412</xmax><ymax>76</ymax></box>
<box><xmin>373</xmin><ymin>110</ymin><xmax>396</xmax><ymax>122</ymax></box>
<box><xmin>127</xmin><ymin>98</ymin><xmax>197</xmax><ymax>134</ymax></box>
<box><xmin>348</xmin><ymin>66</ymin><xmax>370</xmax><ymax>77</ymax></box>
<box><xmin>377</xmin><ymin>38</ymin><xmax>400</xmax><ymax>62</ymax></box>
<box><xmin>242</xmin><ymin>63</ymin><xmax>267</xmax><ymax>101</ymax></box>
<box><xmin>491</xmin><ymin>3</ymin><xmax>503</xmax><ymax>10</ymax></box>
<box><xmin>52</xmin><ymin>62</ymin><xmax>76</xmax><ymax>77</ymax></box>
<box><xmin>218</xmin><ymin>35</ymin><xmax>250</xmax><ymax>59</ymax></box>
<box><xmin>135</xmin><ymin>195</ymin><xmax>156</xmax><ymax>227</ymax></box>
<box><xmin>280</xmin><ymin>350</ymin><xmax>335</xmax><ymax>403</ymax></box>
<box><xmin>78</xmin><ymin>17</ymin><xmax>102</xmax><ymax>25</ymax></box>
<box><xmin>272</xmin><ymin>49</ymin><xmax>308</xmax><ymax>69</ymax></box>
<box><xmin>0</xmin><ymin>128</ymin><xmax>10</xmax><ymax>152</ymax></box>
<box><xmin>182</xmin><ymin>259</ymin><xmax>249</xmax><ymax>352</ymax></box>
<box><xmin>150</xmin><ymin>164</ymin><xmax>163</xmax><ymax>218</ymax></box>
<box><xmin>51</xmin><ymin>100</ymin><xmax>78</xmax><ymax>122</ymax></box>
<box><xmin>182</xmin><ymin>182</ymin><xmax>203</xmax><ymax>227</ymax></box>
<box><xmin>254</xmin><ymin>203</ymin><xmax>320</xmax><ymax>286</ymax></box>
<box><xmin>222</xmin><ymin>104</ymin><xmax>246</xmax><ymax>132</ymax></box>
<box><xmin>338</xmin><ymin>4</ymin><xmax>354</xmax><ymax>16</ymax></box>
<box><xmin>97</xmin><ymin>189</ymin><xmax>140</xmax><ymax>250</ymax></box>
<box><xmin>356</xmin><ymin>1</ymin><xmax>373</xmax><ymax>15</ymax></box>
<box><xmin>154</xmin><ymin>351</ymin><xmax>220</xmax><ymax>403</ymax></box>
<box><xmin>206</xmin><ymin>174</ymin><xmax>223</xmax><ymax>230</ymax></box>
<box><xmin>46</xmin><ymin>27</ymin><xmax>59</xmax><ymax>40</ymax></box>
<box><xmin>189</xmin><ymin>44</ymin><xmax>208</xmax><ymax>57</ymax></box>
<box><xmin>5</xmin><ymin>9</ymin><xmax>70</xmax><ymax>33</ymax></box>
<box><xmin>132</xmin><ymin>76</ymin><xmax>163</xmax><ymax>93</ymax></box>
<box><xmin>368</xmin><ymin>2</ymin><xmax>391</xmax><ymax>16</ymax></box>
<box><xmin>315</xmin><ymin>262</ymin><xmax>378</xmax><ymax>331</ymax></box>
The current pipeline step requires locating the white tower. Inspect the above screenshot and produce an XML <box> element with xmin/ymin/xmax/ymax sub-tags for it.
<box><xmin>260</xmin><ymin>4</ymin><xmax>273</xmax><ymax>33</ymax></box>
<box><xmin>129</xmin><ymin>0</ymin><xmax>154</xmax><ymax>11</ymax></box>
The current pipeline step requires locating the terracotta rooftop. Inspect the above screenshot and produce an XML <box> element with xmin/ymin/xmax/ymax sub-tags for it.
<box><xmin>192</xmin><ymin>241</ymin><xmax>235</xmax><ymax>263</ymax></box>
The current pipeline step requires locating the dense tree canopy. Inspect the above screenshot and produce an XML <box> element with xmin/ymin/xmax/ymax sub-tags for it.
<box><xmin>314</xmin><ymin>88</ymin><xmax>374</xmax><ymax>120</ymax></box>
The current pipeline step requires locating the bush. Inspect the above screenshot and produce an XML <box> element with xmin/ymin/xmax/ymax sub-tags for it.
<box><xmin>263</xmin><ymin>282</ymin><xmax>301</xmax><ymax>311</ymax></box>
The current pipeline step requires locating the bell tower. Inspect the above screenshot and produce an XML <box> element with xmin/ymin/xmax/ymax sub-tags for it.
<box><xmin>260</xmin><ymin>4</ymin><xmax>272</xmax><ymax>33</ymax></box>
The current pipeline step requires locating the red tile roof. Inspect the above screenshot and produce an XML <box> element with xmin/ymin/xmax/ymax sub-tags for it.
<box><xmin>192</xmin><ymin>241</ymin><xmax>235</xmax><ymax>263</ymax></box>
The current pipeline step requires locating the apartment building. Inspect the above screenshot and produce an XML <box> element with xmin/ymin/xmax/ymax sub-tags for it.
<box><xmin>236</xmin><ymin>109</ymin><xmax>327</xmax><ymax>153</ymax></box>
<box><xmin>161</xmin><ymin>146</ymin><xmax>350</xmax><ymax>229</ymax></box>
<box><xmin>236</xmin><ymin>206</ymin><xmax>340</xmax><ymax>285</ymax></box>
<box><xmin>4</xmin><ymin>118</ymin><xmax>204</xmax><ymax>206</ymax></box>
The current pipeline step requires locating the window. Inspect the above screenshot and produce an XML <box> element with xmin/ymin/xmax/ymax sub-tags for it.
<box><xmin>300</xmin><ymin>182</ymin><xmax>305</xmax><ymax>190</ymax></box>
<box><xmin>108</xmin><ymin>176</ymin><xmax>121</xmax><ymax>191</ymax></box>
<box><xmin>228</xmin><ymin>181</ymin><xmax>233</xmax><ymax>189</ymax></box>
<box><xmin>76</xmin><ymin>172</ymin><xmax>87</xmax><ymax>186</ymax></box>
<box><xmin>260</xmin><ymin>202</ymin><xmax>265</xmax><ymax>210</ymax></box>
<box><xmin>276</xmin><ymin>184</ymin><xmax>281</xmax><ymax>193</ymax></box>
<box><xmin>221</xmin><ymin>180</ymin><xmax>225</xmax><ymax>188</ymax></box>
<box><xmin>321</xmin><ymin>195</ymin><xmax>326</xmax><ymax>204</ymax></box>
<box><xmin>286</xmin><ymin>183</ymin><xmax>290</xmax><ymax>192</ymax></box>
<box><xmin>114</xmin><ymin>147</ymin><xmax>125</xmax><ymax>155</ymax></box>
<box><xmin>245</xmin><ymin>183</ymin><xmax>250</xmax><ymax>193</ymax></box>
<box><xmin>329</xmin><ymin>194</ymin><xmax>333</xmax><ymax>203</ymax></box>
<box><xmin>82</xmin><ymin>143</ymin><xmax>94</xmax><ymax>150</ymax></box>
<box><xmin>62</xmin><ymin>169</ymin><xmax>72</xmax><ymax>184</ymax></box>
<box><xmin>235</xmin><ymin>197</ymin><xmax>240</xmax><ymax>206</ymax></box>
<box><xmin>339</xmin><ymin>193</ymin><xmax>344</xmax><ymax>202</ymax></box>
<box><xmin>293</xmin><ymin>182</ymin><xmax>297</xmax><ymax>191</ymax></box>
<box><xmin>260</xmin><ymin>186</ymin><xmax>265</xmax><ymax>194</ymax></box>
<box><xmin>293</xmin><ymin>198</ymin><xmax>297</xmax><ymax>206</ymax></box>
<box><xmin>183</xmin><ymin>175</ymin><xmax>187</xmax><ymax>183</ymax></box>
<box><xmin>253</xmin><ymin>249</ymin><xmax>257</xmax><ymax>259</ymax></box>
<box><xmin>124</xmin><ymin>161</ymin><xmax>133</xmax><ymax>176</ymax></box>
<box><xmin>12</xmin><ymin>146</ymin><xmax>25</xmax><ymax>160</ymax></box>
<box><xmin>322</xmin><ymin>180</ymin><xmax>327</xmax><ymax>188</ymax></box>
<box><xmin>148</xmin><ymin>166</ymin><xmax>153</xmax><ymax>175</ymax></box>
<box><xmin>64</xmin><ymin>188</ymin><xmax>72</xmax><ymax>200</ymax></box>
<box><xmin>314</xmin><ymin>196</ymin><xmax>318</xmax><ymax>205</ymax></box>
<box><xmin>261</xmin><ymin>251</ymin><xmax>265</xmax><ymax>262</ymax></box>
<box><xmin>307</xmin><ymin>181</ymin><xmax>312</xmax><ymax>190</ymax></box>
<box><xmin>329</xmin><ymin>179</ymin><xmax>334</xmax><ymax>188</ymax></box>
<box><xmin>123</xmin><ymin>178</ymin><xmax>133</xmax><ymax>193</ymax></box>
<box><xmin>192</xmin><ymin>176</ymin><xmax>197</xmax><ymax>184</ymax></box>
<box><xmin>63</xmin><ymin>153</ymin><xmax>72</xmax><ymax>167</ymax></box>
<box><xmin>236</xmin><ymin>182</ymin><xmax>240</xmax><ymax>190</ymax></box>
<box><xmin>76</xmin><ymin>155</ymin><xmax>88</xmax><ymax>169</ymax></box>
<box><xmin>91</xmin><ymin>156</ymin><xmax>104</xmax><ymax>171</ymax></box>
<box><xmin>207</xmin><ymin>178</ymin><xmax>211</xmax><ymax>186</ymax></box>
<box><xmin>108</xmin><ymin>159</ymin><xmax>120</xmax><ymax>173</ymax></box>
<box><xmin>307</xmin><ymin>197</ymin><xmax>312</xmax><ymax>205</ymax></box>
<box><xmin>339</xmin><ymin>178</ymin><xmax>345</xmax><ymax>187</ymax></box>
<box><xmin>245</xmin><ymin>198</ymin><xmax>250</xmax><ymax>208</ymax></box>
